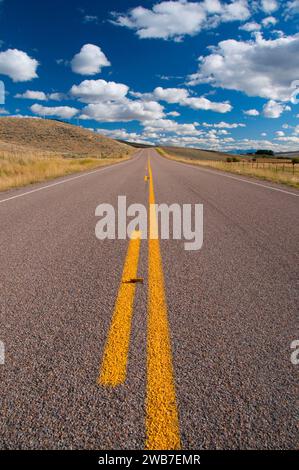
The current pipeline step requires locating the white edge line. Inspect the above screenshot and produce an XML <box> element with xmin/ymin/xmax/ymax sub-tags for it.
<box><xmin>0</xmin><ymin>157</ymin><xmax>135</xmax><ymax>205</ymax></box>
<box><xmin>159</xmin><ymin>152</ymin><xmax>299</xmax><ymax>197</ymax></box>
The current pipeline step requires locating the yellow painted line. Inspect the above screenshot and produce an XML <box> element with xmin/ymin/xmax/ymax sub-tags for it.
<box><xmin>146</xmin><ymin>159</ymin><xmax>181</xmax><ymax>450</ymax></box>
<box><xmin>98</xmin><ymin>230</ymin><xmax>141</xmax><ymax>386</ymax></box>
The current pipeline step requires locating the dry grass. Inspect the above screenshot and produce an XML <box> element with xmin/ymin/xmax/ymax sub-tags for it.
<box><xmin>158</xmin><ymin>148</ymin><xmax>299</xmax><ymax>189</ymax></box>
<box><xmin>0</xmin><ymin>149</ymin><xmax>129</xmax><ymax>192</ymax></box>
<box><xmin>0</xmin><ymin>117</ymin><xmax>134</xmax><ymax>191</ymax></box>
<box><xmin>0</xmin><ymin>117</ymin><xmax>132</xmax><ymax>158</ymax></box>
<box><xmin>161</xmin><ymin>145</ymin><xmax>235</xmax><ymax>161</ymax></box>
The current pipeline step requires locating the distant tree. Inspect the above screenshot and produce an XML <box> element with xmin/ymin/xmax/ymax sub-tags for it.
<box><xmin>226</xmin><ymin>157</ymin><xmax>232</xmax><ymax>162</ymax></box>
<box><xmin>291</xmin><ymin>157</ymin><xmax>299</xmax><ymax>165</ymax></box>
<box><xmin>255</xmin><ymin>149</ymin><xmax>274</xmax><ymax>156</ymax></box>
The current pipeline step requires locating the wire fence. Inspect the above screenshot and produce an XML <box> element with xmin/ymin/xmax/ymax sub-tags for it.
<box><xmin>238</xmin><ymin>160</ymin><xmax>299</xmax><ymax>174</ymax></box>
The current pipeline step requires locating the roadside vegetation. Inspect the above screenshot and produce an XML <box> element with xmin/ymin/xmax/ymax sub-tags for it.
<box><xmin>0</xmin><ymin>118</ymin><xmax>133</xmax><ymax>192</ymax></box>
<box><xmin>160</xmin><ymin>145</ymin><xmax>231</xmax><ymax>161</ymax></box>
<box><xmin>157</xmin><ymin>148</ymin><xmax>299</xmax><ymax>189</ymax></box>
<box><xmin>0</xmin><ymin>147</ymin><xmax>130</xmax><ymax>192</ymax></box>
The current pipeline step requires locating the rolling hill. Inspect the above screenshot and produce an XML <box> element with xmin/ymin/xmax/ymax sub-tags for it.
<box><xmin>0</xmin><ymin>117</ymin><xmax>133</xmax><ymax>192</ymax></box>
<box><xmin>160</xmin><ymin>145</ymin><xmax>234</xmax><ymax>161</ymax></box>
<box><xmin>0</xmin><ymin>117</ymin><xmax>132</xmax><ymax>159</ymax></box>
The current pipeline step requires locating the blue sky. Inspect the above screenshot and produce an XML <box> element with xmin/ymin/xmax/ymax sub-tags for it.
<box><xmin>0</xmin><ymin>0</ymin><xmax>299</xmax><ymax>151</ymax></box>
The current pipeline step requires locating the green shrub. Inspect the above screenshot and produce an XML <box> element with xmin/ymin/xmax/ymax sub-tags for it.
<box><xmin>256</xmin><ymin>149</ymin><xmax>274</xmax><ymax>156</ymax></box>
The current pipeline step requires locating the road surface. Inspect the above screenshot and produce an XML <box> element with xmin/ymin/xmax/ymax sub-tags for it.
<box><xmin>0</xmin><ymin>148</ymin><xmax>298</xmax><ymax>449</ymax></box>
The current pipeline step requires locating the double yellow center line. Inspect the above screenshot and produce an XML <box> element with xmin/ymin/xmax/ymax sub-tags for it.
<box><xmin>98</xmin><ymin>230</ymin><xmax>141</xmax><ymax>386</ymax></box>
<box><xmin>98</xmin><ymin>157</ymin><xmax>181</xmax><ymax>450</ymax></box>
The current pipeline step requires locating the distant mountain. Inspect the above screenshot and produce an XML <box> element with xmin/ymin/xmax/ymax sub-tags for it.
<box><xmin>231</xmin><ymin>149</ymin><xmax>299</xmax><ymax>157</ymax></box>
<box><xmin>229</xmin><ymin>149</ymin><xmax>257</xmax><ymax>155</ymax></box>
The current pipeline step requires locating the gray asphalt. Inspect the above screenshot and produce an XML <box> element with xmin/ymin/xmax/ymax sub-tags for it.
<box><xmin>0</xmin><ymin>148</ymin><xmax>298</xmax><ymax>449</ymax></box>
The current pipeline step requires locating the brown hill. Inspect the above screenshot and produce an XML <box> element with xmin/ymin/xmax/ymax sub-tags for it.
<box><xmin>0</xmin><ymin>117</ymin><xmax>132</xmax><ymax>158</ymax></box>
<box><xmin>161</xmin><ymin>145</ymin><xmax>234</xmax><ymax>161</ymax></box>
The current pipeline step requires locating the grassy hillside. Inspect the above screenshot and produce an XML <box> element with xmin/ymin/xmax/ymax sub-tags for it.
<box><xmin>160</xmin><ymin>145</ymin><xmax>234</xmax><ymax>161</ymax></box>
<box><xmin>0</xmin><ymin>118</ymin><xmax>133</xmax><ymax>191</ymax></box>
<box><xmin>0</xmin><ymin>117</ymin><xmax>131</xmax><ymax>158</ymax></box>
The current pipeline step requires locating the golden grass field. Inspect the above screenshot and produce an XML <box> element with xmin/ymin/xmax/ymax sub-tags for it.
<box><xmin>0</xmin><ymin>118</ymin><xmax>133</xmax><ymax>192</ymax></box>
<box><xmin>0</xmin><ymin>148</ymin><xmax>130</xmax><ymax>192</ymax></box>
<box><xmin>158</xmin><ymin>148</ymin><xmax>299</xmax><ymax>189</ymax></box>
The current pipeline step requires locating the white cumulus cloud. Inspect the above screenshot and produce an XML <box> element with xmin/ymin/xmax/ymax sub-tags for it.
<box><xmin>70</xmin><ymin>79</ymin><xmax>129</xmax><ymax>103</ymax></box>
<box><xmin>152</xmin><ymin>86</ymin><xmax>189</xmax><ymax>103</ymax></box>
<box><xmin>136</xmin><ymin>86</ymin><xmax>232</xmax><ymax>113</ymax></box>
<box><xmin>275</xmin><ymin>136</ymin><xmax>299</xmax><ymax>143</ymax></box>
<box><xmin>243</xmin><ymin>109</ymin><xmax>260</xmax><ymax>116</ymax></box>
<box><xmin>188</xmin><ymin>33</ymin><xmax>299</xmax><ymax>102</ymax></box>
<box><xmin>112</xmin><ymin>0</ymin><xmax>251</xmax><ymax>41</ymax></box>
<box><xmin>15</xmin><ymin>90</ymin><xmax>67</xmax><ymax>101</ymax></box>
<box><xmin>31</xmin><ymin>104</ymin><xmax>78</xmax><ymax>119</ymax></box>
<box><xmin>263</xmin><ymin>100</ymin><xmax>291</xmax><ymax>118</ymax></box>
<box><xmin>183</xmin><ymin>96</ymin><xmax>232</xmax><ymax>113</ymax></box>
<box><xmin>239</xmin><ymin>21</ymin><xmax>261</xmax><ymax>32</ymax></box>
<box><xmin>202</xmin><ymin>121</ymin><xmax>246</xmax><ymax>128</ymax></box>
<box><xmin>80</xmin><ymin>99</ymin><xmax>164</xmax><ymax>122</ymax></box>
<box><xmin>97</xmin><ymin>128</ymin><xmax>153</xmax><ymax>145</ymax></box>
<box><xmin>167</xmin><ymin>111</ymin><xmax>180</xmax><ymax>117</ymax></box>
<box><xmin>261</xmin><ymin>16</ymin><xmax>278</xmax><ymax>27</ymax></box>
<box><xmin>260</xmin><ymin>0</ymin><xmax>279</xmax><ymax>14</ymax></box>
<box><xmin>0</xmin><ymin>49</ymin><xmax>38</xmax><ymax>82</ymax></box>
<box><xmin>142</xmin><ymin>118</ymin><xmax>201</xmax><ymax>135</ymax></box>
<box><xmin>48</xmin><ymin>92</ymin><xmax>67</xmax><ymax>101</ymax></box>
<box><xmin>71</xmin><ymin>44</ymin><xmax>111</xmax><ymax>75</ymax></box>
<box><xmin>15</xmin><ymin>90</ymin><xmax>47</xmax><ymax>101</ymax></box>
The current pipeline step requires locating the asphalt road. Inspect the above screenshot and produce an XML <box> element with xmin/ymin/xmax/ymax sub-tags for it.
<box><xmin>0</xmin><ymin>148</ymin><xmax>298</xmax><ymax>450</ymax></box>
